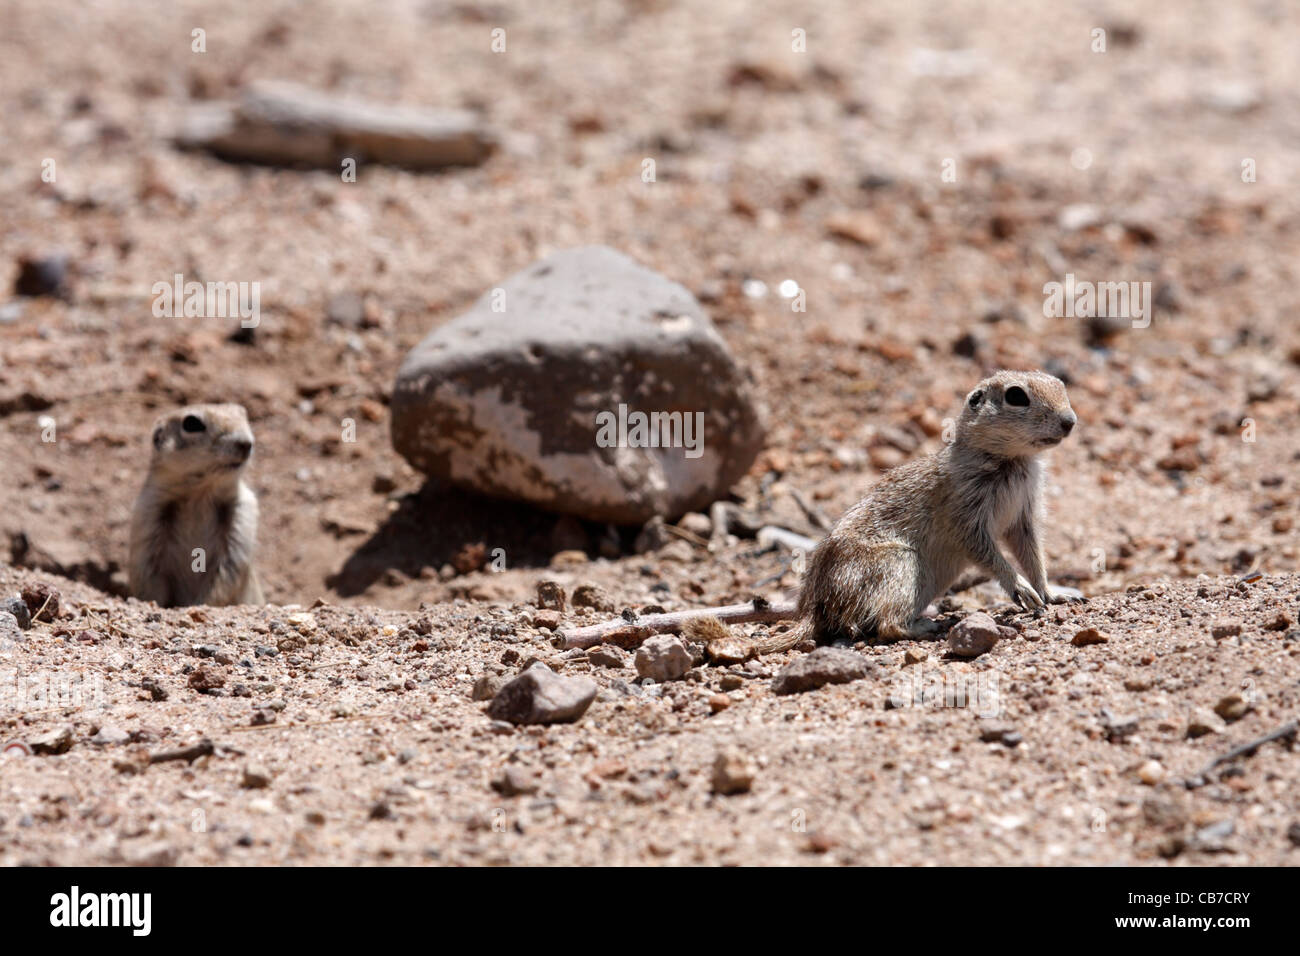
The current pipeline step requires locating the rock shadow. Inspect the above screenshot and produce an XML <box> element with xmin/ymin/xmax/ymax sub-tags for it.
<box><xmin>327</xmin><ymin>479</ymin><xmax>615</xmax><ymax>597</ymax></box>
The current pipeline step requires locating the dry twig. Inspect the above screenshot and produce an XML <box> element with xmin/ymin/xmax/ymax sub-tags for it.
<box><xmin>557</xmin><ymin>597</ymin><xmax>798</xmax><ymax>650</ymax></box>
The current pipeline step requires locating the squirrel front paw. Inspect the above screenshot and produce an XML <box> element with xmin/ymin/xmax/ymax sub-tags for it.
<box><xmin>1045</xmin><ymin>584</ymin><xmax>1085</xmax><ymax>604</ymax></box>
<box><xmin>1004</xmin><ymin>575</ymin><xmax>1045</xmax><ymax>610</ymax></box>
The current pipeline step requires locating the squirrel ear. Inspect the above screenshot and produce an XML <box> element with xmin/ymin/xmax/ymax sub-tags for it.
<box><xmin>152</xmin><ymin>427</ymin><xmax>166</xmax><ymax>449</ymax></box>
<box><xmin>967</xmin><ymin>389</ymin><xmax>984</xmax><ymax>408</ymax></box>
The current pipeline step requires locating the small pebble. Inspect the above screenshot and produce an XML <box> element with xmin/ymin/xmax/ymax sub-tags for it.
<box><xmin>1214</xmin><ymin>693</ymin><xmax>1252</xmax><ymax>722</ymax></box>
<box><xmin>635</xmin><ymin>635</ymin><xmax>693</xmax><ymax>682</ymax></box>
<box><xmin>588</xmin><ymin>644</ymin><xmax>628</xmax><ymax>668</ymax></box>
<box><xmin>242</xmin><ymin>764</ymin><xmax>273</xmax><ymax>789</ymax></box>
<box><xmin>711</xmin><ymin>751</ymin><xmax>756</xmax><ymax>795</ymax></box>
<box><xmin>1071</xmin><ymin>627</ymin><xmax>1111</xmax><ymax>646</ymax></box>
<box><xmin>1138</xmin><ymin>760</ymin><xmax>1166</xmax><ymax>785</ymax></box>
<box><xmin>947</xmin><ymin>613</ymin><xmax>1010</xmax><ymax>658</ymax></box>
<box><xmin>1186</xmin><ymin>707</ymin><xmax>1224</xmax><ymax>738</ymax></box>
<box><xmin>4</xmin><ymin>597</ymin><xmax>32</xmax><ymax>629</ymax></box>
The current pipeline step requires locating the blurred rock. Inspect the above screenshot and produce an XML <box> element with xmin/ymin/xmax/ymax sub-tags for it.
<box><xmin>1214</xmin><ymin>693</ymin><xmax>1252</xmax><ymax>722</ymax></box>
<box><xmin>977</xmin><ymin>719</ymin><xmax>1011</xmax><ymax>742</ymax></box>
<box><xmin>571</xmin><ymin>583</ymin><xmax>615</xmax><ymax>612</ymax></box>
<box><xmin>635</xmin><ymin>635</ymin><xmax>692</xmax><ymax>682</ymax></box>
<box><xmin>325</xmin><ymin>291</ymin><xmax>365</xmax><ymax>327</ymax></box>
<box><xmin>676</xmin><ymin>512</ymin><xmax>711</xmax><ymax>537</ymax></box>
<box><xmin>635</xmin><ymin>516</ymin><xmax>670</xmax><ymax>553</ymax></box>
<box><xmin>0</xmin><ymin>611</ymin><xmax>22</xmax><ymax>647</ymax></box>
<box><xmin>242</xmin><ymin>764</ymin><xmax>273</xmax><ymax>789</ymax></box>
<box><xmin>1189</xmin><ymin>819</ymin><xmax>1235</xmax><ymax>853</ymax></box>
<box><xmin>1200</xmin><ymin>82</ymin><xmax>1261</xmax><ymax>115</ymax></box>
<box><xmin>486</xmin><ymin>663</ymin><xmax>596</xmax><ymax>725</ymax></box>
<box><xmin>711</xmin><ymin>750</ymin><xmax>756</xmax><ymax>795</ymax></box>
<box><xmin>825</xmin><ymin>210</ymin><xmax>882</xmax><ymax>246</ymax></box>
<box><xmin>1071</xmin><ymin>626</ymin><xmax>1111</xmax><ymax>646</ymax></box>
<box><xmin>772</xmin><ymin>646</ymin><xmax>870</xmax><ymax>695</ymax></box>
<box><xmin>948</xmin><ymin>612</ymin><xmax>1012</xmax><ymax>658</ymax></box>
<box><xmin>1058</xmin><ymin>204</ymin><xmax>1101</xmax><ymax>232</ymax></box>
<box><xmin>952</xmin><ymin>330</ymin><xmax>982</xmax><ymax>358</ymax></box>
<box><xmin>4</xmin><ymin>596</ymin><xmax>31</xmax><ymax>629</ymax></box>
<box><xmin>535</xmin><ymin>580</ymin><xmax>566</xmax><ymax>611</ymax></box>
<box><xmin>492</xmin><ymin>765</ymin><xmax>540</xmax><ymax>796</ymax></box>
<box><xmin>1186</xmin><ymin>707</ymin><xmax>1225</xmax><ymax>738</ymax></box>
<box><xmin>20</xmin><ymin>582</ymin><xmax>61</xmax><ymax>622</ymax></box>
<box><xmin>471</xmin><ymin>675</ymin><xmax>505</xmax><ymax>701</ymax></box>
<box><xmin>588</xmin><ymin>644</ymin><xmax>627</xmax><ymax>668</ymax></box>
<box><xmin>1100</xmin><ymin>708</ymin><xmax>1139</xmax><ymax>742</ymax></box>
<box><xmin>90</xmin><ymin>724</ymin><xmax>129</xmax><ymax>746</ymax></box>
<box><xmin>176</xmin><ymin>80</ymin><xmax>496</xmax><ymax>170</ymax></box>
<box><xmin>727</xmin><ymin>58</ymin><xmax>804</xmax><ymax>92</ymax></box>
<box><xmin>1244</xmin><ymin>359</ymin><xmax>1283</xmax><ymax>403</ymax></box>
<box><xmin>391</xmin><ymin>247</ymin><xmax>766</xmax><ymax>523</ymax></box>
<box><xmin>13</xmin><ymin>253</ymin><xmax>70</xmax><ymax>297</ymax></box>
<box><xmin>1137</xmin><ymin>760</ymin><xmax>1166</xmax><ymax>785</ymax></box>
<box><xmin>31</xmin><ymin>726</ymin><xmax>74</xmax><ymax>755</ymax></box>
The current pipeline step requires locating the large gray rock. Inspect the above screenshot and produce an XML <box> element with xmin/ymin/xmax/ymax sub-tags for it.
<box><xmin>391</xmin><ymin>247</ymin><xmax>766</xmax><ymax>524</ymax></box>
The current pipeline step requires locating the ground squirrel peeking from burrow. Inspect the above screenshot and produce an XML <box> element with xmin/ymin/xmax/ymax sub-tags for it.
<box><xmin>128</xmin><ymin>404</ymin><xmax>264</xmax><ymax>608</ymax></box>
<box><xmin>685</xmin><ymin>369</ymin><xmax>1082</xmax><ymax>655</ymax></box>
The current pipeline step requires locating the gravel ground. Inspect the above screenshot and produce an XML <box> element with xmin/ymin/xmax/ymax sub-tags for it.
<box><xmin>1</xmin><ymin>566</ymin><xmax>1298</xmax><ymax>865</ymax></box>
<box><xmin>2</xmin><ymin>1</ymin><xmax>1299</xmax><ymax>865</ymax></box>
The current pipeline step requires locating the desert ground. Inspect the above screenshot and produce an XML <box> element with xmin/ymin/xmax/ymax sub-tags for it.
<box><xmin>1</xmin><ymin>0</ymin><xmax>1298</xmax><ymax>866</ymax></box>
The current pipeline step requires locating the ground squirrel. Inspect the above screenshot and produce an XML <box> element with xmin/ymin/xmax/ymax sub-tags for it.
<box><xmin>128</xmin><ymin>404</ymin><xmax>264</xmax><ymax>608</ymax></box>
<box><xmin>688</xmin><ymin>370</ymin><xmax>1080</xmax><ymax>655</ymax></box>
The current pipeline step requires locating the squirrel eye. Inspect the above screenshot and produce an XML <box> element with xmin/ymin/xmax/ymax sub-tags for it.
<box><xmin>968</xmin><ymin>389</ymin><xmax>984</xmax><ymax>408</ymax></box>
<box><xmin>181</xmin><ymin>414</ymin><xmax>207</xmax><ymax>433</ymax></box>
<box><xmin>1004</xmin><ymin>386</ymin><xmax>1030</xmax><ymax>407</ymax></box>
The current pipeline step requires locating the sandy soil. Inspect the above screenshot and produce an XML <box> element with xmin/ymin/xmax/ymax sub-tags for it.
<box><xmin>1</xmin><ymin>0</ymin><xmax>1299</xmax><ymax>865</ymax></box>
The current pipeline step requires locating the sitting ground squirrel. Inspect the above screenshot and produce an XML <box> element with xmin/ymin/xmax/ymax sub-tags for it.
<box><xmin>128</xmin><ymin>404</ymin><xmax>264</xmax><ymax>608</ymax></box>
<box><xmin>687</xmin><ymin>369</ymin><xmax>1081</xmax><ymax>654</ymax></box>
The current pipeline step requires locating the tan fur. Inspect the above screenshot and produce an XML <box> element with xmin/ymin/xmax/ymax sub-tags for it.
<box><xmin>128</xmin><ymin>404</ymin><xmax>264</xmax><ymax>608</ymax></box>
<box><xmin>682</xmin><ymin>616</ymin><xmax>759</xmax><ymax>663</ymax></box>
<box><xmin>743</xmin><ymin>370</ymin><xmax>1077</xmax><ymax>654</ymax></box>
<box><xmin>682</xmin><ymin>616</ymin><xmax>732</xmax><ymax>644</ymax></box>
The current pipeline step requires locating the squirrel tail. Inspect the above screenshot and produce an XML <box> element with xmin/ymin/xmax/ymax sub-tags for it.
<box><xmin>681</xmin><ymin>615</ymin><xmax>812</xmax><ymax>663</ymax></box>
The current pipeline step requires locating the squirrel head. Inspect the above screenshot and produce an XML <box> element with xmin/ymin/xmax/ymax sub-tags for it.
<box><xmin>956</xmin><ymin>370</ymin><xmax>1076</xmax><ymax>458</ymax></box>
<box><xmin>147</xmin><ymin>403</ymin><xmax>255</xmax><ymax>495</ymax></box>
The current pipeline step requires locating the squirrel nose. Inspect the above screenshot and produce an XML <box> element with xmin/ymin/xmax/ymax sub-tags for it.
<box><xmin>1059</xmin><ymin>413</ymin><xmax>1076</xmax><ymax>436</ymax></box>
<box><xmin>230</xmin><ymin>436</ymin><xmax>253</xmax><ymax>460</ymax></box>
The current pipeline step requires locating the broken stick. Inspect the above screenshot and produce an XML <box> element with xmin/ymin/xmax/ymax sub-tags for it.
<box><xmin>756</xmin><ymin>526</ymin><xmax>819</xmax><ymax>553</ymax></box>
<box><xmin>557</xmin><ymin>598</ymin><xmax>798</xmax><ymax>650</ymax></box>
<box><xmin>149</xmin><ymin>738</ymin><xmax>215</xmax><ymax>765</ymax></box>
<box><xmin>789</xmin><ymin>487</ymin><xmax>833</xmax><ymax>533</ymax></box>
<box><xmin>1197</xmin><ymin>719</ymin><xmax>1297</xmax><ymax>777</ymax></box>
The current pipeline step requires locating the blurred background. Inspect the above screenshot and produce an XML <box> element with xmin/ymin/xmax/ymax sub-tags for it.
<box><xmin>1</xmin><ymin>0</ymin><xmax>1297</xmax><ymax>609</ymax></box>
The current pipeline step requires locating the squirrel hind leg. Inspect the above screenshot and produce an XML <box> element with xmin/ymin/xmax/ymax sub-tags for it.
<box><xmin>814</xmin><ymin>542</ymin><xmax>922</xmax><ymax>644</ymax></box>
